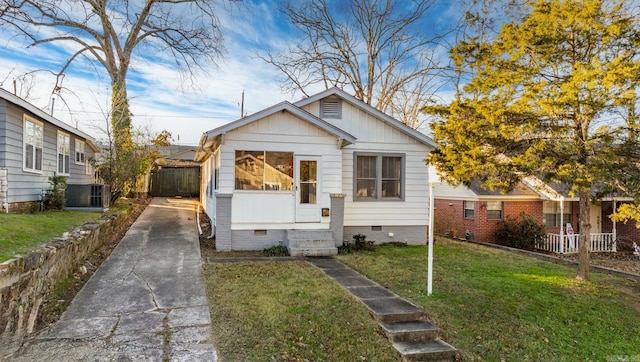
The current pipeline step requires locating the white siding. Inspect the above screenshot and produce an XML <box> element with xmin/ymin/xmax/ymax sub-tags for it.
<box><xmin>303</xmin><ymin>100</ymin><xmax>433</xmax><ymax>228</ymax></box>
<box><xmin>219</xmin><ymin>111</ymin><xmax>342</xmax><ymax>227</ymax></box>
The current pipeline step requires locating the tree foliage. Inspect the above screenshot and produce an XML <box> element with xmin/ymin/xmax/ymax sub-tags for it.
<box><xmin>261</xmin><ymin>0</ymin><xmax>452</xmax><ymax>128</ymax></box>
<box><xmin>427</xmin><ymin>0</ymin><xmax>640</xmax><ymax>280</ymax></box>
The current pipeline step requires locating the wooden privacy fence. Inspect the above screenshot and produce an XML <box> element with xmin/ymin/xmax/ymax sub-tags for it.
<box><xmin>542</xmin><ymin>233</ymin><xmax>616</xmax><ymax>254</ymax></box>
<box><xmin>150</xmin><ymin>167</ymin><xmax>200</xmax><ymax>197</ymax></box>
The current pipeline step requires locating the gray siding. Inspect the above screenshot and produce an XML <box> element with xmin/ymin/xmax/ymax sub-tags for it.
<box><xmin>344</xmin><ymin>225</ymin><xmax>427</xmax><ymax>245</ymax></box>
<box><xmin>230</xmin><ymin>229</ymin><xmax>286</xmax><ymax>250</ymax></box>
<box><xmin>1</xmin><ymin>101</ymin><xmax>96</xmax><ymax>204</ymax></box>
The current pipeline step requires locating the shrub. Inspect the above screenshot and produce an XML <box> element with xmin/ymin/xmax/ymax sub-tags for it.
<box><xmin>44</xmin><ymin>175</ymin><xmax>66</xmax><ymax>210</ymax></box>
<box><xmin>496</xmin><ymin>212</ymin><xmax>546</xmax><ymax>251</ymax></box>
<box><xmin>338</xmin><ymin>233</ymin><xmax>372</xmax><ymax>254</ymax></box>
<box><xmin>263</xmin><ymin>244</ymin><xmax>289</xmax><ymax>257</ymax></box>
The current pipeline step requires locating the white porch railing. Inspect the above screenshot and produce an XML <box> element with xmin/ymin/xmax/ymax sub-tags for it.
<box><xmin>542</xmin><ymin>233</ymin><xmax>616</xmax><ymax>254</ymax></box>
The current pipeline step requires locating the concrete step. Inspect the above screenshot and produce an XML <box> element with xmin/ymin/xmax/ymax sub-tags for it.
<box><xmin>361</xmin><ymin>298</ymin><xmax>428</xmax><ymax>323</ymax></box>
<box><xmin>288</xmin><ymin>246</ymin><xmax>338</xmax><ymax>257</ymax></box>
<box><xmin>393</xmin><ymin>339</ymin><xmax>457</xmax><ymax>361</ymax></box>
<box><xmin>288</xmin><ymin>238</ymin><xmax>335</xmax><ymax>249</ymax></box>
<box><xmin>381</xmin><ymin>320</ymin><xmax>440</xmax><ymax>342</ymax></box>
<box><xmin>286</xmin><ymin>229</ymin><xmax>333</xmax><ymax>241</ymax></box>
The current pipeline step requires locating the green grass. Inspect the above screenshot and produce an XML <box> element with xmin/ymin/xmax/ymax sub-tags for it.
<box><xmin>338</xmin><ymin>238</ymin><xmax>640</xmax><ymax>361</ymax></box>
<box><xmin>0</xmin><ymin>210</ymin><xmax>101</xmax><ymax>262</ymax></box>
<box><xmin>203</xmin><ymin>261</ymin><xmax>402</xmax><ymax>362</ymax></box>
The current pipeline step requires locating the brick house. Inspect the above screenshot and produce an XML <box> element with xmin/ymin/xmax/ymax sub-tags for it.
<box><xmin>431</xmin><ymin>172</ymin><xmax>639</xmax><ymax>252</ymax></box>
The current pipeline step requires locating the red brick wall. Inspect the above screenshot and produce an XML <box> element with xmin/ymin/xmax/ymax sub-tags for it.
<box><xmin>434</xmin><ymin>198</ymin><xmax>640</xmax><ymax>244</ymax></box>
<box><xmin>601</xmin><ymin>202</ymin><xmax>640</xmax><ymax>242</ymax></box>
<box><xmin>435</xmin><ymin>198</ymin><xmax>549</xmax><ymax>243</ymax></box>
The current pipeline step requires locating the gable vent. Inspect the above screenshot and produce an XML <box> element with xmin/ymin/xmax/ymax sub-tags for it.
<box><xmin>321</xmin><ymin>98</ymin><xmax>342</xmax><ymax>119</ymax></box>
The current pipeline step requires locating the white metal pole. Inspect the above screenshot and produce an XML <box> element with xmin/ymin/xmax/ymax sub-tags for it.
<box><xmin>428</xmin><ymin>182</ymin><xmax>434</xmax><ymax>296</ymax></box>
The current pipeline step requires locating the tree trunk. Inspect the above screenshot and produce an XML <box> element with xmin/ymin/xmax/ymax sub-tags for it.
<box><xmin>111</xmin><ymin>78</ymin><xmax>132</xmax><ymax>153</ymax></box>
<box><xmin>576</xmin><ymin>188</ymin><xmax>591</xmax><ymax>280</ymax></box>
<box><xmin>110</xmin><ymin>77</ymin><xmax>135</xmax><ymax>195</ymax></box>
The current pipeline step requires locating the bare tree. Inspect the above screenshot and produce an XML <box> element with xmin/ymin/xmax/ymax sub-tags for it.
<box><xmin>0</xmin><ymin>0</ymin><xmax>225</xmax><ymax>192</ymax></box>
<box><xmin>261</xmin><ymin>0</ymin><xmax>451</xmax><ymax>128</ymax></box>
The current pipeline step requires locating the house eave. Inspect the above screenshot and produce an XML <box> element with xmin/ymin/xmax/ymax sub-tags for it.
<box><xmin>197</xmin><ymin>101</ymin><xmax>357</xmax><ymax>158</ymax></box>
<box><xmin>1</xmin><ymin>88</ymin><xmax>99</xmax><ymax>146</ymax></box>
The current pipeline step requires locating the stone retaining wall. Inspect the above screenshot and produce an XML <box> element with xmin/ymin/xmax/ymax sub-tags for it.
<box><xmin>0</xmin><ymin>201</ymin><xmax>146</xmax><ymax>342</ymax></box>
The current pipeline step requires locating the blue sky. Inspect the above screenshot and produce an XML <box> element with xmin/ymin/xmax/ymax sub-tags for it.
<box><xmin>0</xmin><ymin>0</ymin><xmax>458</xmax><ymax>145</ymax></box>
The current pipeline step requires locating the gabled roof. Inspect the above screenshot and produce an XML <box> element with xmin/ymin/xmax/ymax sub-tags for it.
<box><xmin>294</xmin><ymin>87</ymin><xmax>437</xmax><ymax>148</ymax></box>
<box><xmin>467</xmin><ymin>179</ymin><xmax>540</xmax><ymax>198</ymax></box>
<box><xmin>0</xmin><ymin>88</ymin><xmax>100</xmax><ymax>152</ymax></box>
<box><xmin>198</xmin><ymin>100</ymin><xmax>357</xmax><ymax>156</ymax></box>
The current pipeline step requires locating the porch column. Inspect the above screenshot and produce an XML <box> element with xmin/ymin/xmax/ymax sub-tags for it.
<box><xmin>612</xmin><ymin>199</ymin><xmax>617</xmax><ymax>252</ymax></box>
<box><xmin>559</xmin><ymin>197</ymin><xmax>564</xmax><ymax>254</ymax></box>
<box><xmin>215</xmin><ymin>193</ymin><xmax>233</xmax><ymax>251</ymax></box>
<box><xmin>330</xmin><ymin>193</ymin><xmax>345</xmax><ymax>247</ymax></box>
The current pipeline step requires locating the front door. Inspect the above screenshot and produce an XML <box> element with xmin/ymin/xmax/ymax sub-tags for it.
<box><xmin>590</xmin><ymin>204</ymin><xmax>602</xmax><ymax>234</ymax></box>
<box><xmin>295</xmin><ymin>156</ymin><xmax>321</xmax><ymax>222</ymax></box>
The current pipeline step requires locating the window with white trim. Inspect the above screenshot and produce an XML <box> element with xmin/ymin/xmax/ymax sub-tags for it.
<box><xmin>57</xmin><ymin>132</ymin><xmax>71</xmax><ymax>175</ymax></box>
<box><xmin>234</xmin><ymin>150</ymin><xmax>293</xmax><ymax>190</ymax></box>
<box><xmin>320</xmin><ymin>98</ymin><xmax>342</xmax><ymax>119</ymax></box>
<box><xmin>75</xmin><ymin>140</ymin><xmax>85</xmax><ymax>165</ymax></box>
<box><xmin>543</xmin><ymin>201</ymin><xmax>571</xmax><ymax>226</ymax></box>
<box><xmin>354</xmin><ymin>153</ymin><xmax>404</xmax><ymax>201</ymax></box>
<box><xmin>23</xmin><ymin>116</ymin><xmax>43</xmax><ymax>173</ymax></box>
<box><xmin>464</xmin><ymin>201</ymin><xmax>475</xmax><ymax>219</ymax></box>
<box><xmin>486</xmin><ymin>201</ymin><xmax>503</xmax><ymax>220</ymax></box>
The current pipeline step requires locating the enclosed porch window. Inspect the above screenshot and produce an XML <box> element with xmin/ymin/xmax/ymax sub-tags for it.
<box><xmin>235</xmin><ymin>151</ymin><xmax>293</xmax><ymax>191</ymax></box>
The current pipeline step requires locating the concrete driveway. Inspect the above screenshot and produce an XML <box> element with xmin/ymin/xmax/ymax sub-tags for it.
<box><xmin>6</xmin><ymin>198</ymin><xmax>216</xmax><ymax>361</ymax></box>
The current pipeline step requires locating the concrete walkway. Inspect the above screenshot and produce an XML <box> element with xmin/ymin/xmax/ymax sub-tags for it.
<box><xmin>8</xmin><ymin>198</ymin><xmax>216</xmax><ymax>361</ymax></box>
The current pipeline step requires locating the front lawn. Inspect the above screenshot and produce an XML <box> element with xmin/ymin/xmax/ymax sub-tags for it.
<box><xmin>0</xmin><ymin>211</ymin><xmax>102</xmax><ymax>262</ymax></box>
<box><xmin>203</xmin><ymin>261</ymin><xmax>402</xmax><ymax>361</ymax></box>
<box><xmin>338</xmin><ymin>238</ymin><xmax>640</xmax><ymax>361</ymax></box>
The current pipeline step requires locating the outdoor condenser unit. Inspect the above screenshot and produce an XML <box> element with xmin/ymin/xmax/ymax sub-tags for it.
<box><xmin>66</xmin><ymin>184</ymin><xmax>111</xmax><ymax>208</ymax></box>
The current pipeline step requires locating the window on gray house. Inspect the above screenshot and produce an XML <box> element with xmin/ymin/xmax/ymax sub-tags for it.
<box><xmin>23</xmin><ymin>116</ymin><xmax>43</xmax><ymax>172</ymax></box>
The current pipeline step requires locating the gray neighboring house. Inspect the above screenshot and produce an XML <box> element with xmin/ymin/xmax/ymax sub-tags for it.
<box><xmin>0</xmin><ymin>88</ymin><xmax>101</xmax><ymax>212</ymax></box>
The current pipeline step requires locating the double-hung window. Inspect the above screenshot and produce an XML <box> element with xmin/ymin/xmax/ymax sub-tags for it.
<box><xmin>75</xmin><ymin>140</ymin><xmax>85</xmax><ymax>165</ymax></box>
<box><xmin>57</xmin><ymin>131</ymin><xmax>71</xmax><ymax>175</ymax></box>
<box><xmin>464</xmin><ymin>201</ymin><xmax>475</xmax><ymax>218</ymax></box>
<box><xmin>23</xmin><ymin>116</ymin><xmax>43</xmax><ymax>173</ymax></box>
<box><xmin>354</xmin><ymin>153</ymin><xmax>404</xmax><ymax>201</ymax></box>
<box><xmin>543</xmin><ymin>201</ymin><xmax>571</xmax><ymax>226</ymax></box>
<box><xmin>486</xmin><ymin>201</ymin><xmax>503</xmax><ymax>220</ymax></box>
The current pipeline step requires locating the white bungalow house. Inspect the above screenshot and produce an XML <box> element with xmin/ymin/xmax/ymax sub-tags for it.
<box><xmin>196</xmin><ymin>88</ymin><xmax>435</xmax><ymax>255</ymax></box>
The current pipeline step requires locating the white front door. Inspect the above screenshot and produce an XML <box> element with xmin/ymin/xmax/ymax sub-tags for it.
<box><xmin>295</xmin><ymin>156</ymin><xmax>321</xmax><ymax>222</ymax></box>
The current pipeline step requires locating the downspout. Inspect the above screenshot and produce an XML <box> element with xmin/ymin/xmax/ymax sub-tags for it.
<box><xmin>197</xmin><ymin>204</ymin><xmax>203</xmax><ymax>235</ymax></box>
<box><xmin>208</xmin><ymin>217</ymin><xmax>215</xmax><ymax>239</ymax></box>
